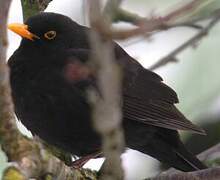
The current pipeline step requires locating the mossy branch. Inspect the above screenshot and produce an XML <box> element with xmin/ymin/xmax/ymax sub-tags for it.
<box><xmin>21</xmin><ymin>0</ymin><xmax>52</xmax><ymax>21</ymax></box>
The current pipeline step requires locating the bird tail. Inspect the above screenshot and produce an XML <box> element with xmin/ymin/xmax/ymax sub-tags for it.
<box><xmin>172</xmin><ymin>141</ymin><xmax>207</xmax><ymax>171</ymax></box>
<box><xmin>139</xmin><ymin>137</ymin><xmax>206</xmax><ymax>172</ymax></box>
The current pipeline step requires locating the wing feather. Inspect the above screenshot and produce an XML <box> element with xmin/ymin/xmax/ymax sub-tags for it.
<box><xmin>123</xmin><ymin>64</ymin><xmax>205</xmax><ymax>135</ymax></box>
<box><xmin>64</xmin><ymin>47</ymin><xmax>205</xmax><ymax>135</ymax></box>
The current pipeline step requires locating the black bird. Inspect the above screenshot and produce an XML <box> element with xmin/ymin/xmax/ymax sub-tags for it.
<box><xmin>8</xmin><ymin>12</ymin><xmax>206</xmax><ymax>172</ymax></box>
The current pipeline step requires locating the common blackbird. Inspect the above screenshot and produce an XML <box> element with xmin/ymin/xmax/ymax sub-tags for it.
<box><xmin>8</xmin><ymin>12</ymin><xmax>207</xmax><ymax>171</ymax></box>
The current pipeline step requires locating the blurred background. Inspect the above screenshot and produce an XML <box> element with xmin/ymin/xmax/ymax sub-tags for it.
<box><xmin>2</xmin><ymin>0</ymin><xmax>220</xmax><ymax>179</ymax></box>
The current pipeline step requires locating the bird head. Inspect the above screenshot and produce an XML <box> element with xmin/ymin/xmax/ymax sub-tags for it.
<box><xmin>8</xmin><ymin>12</ymin><xmax>88</xmax><ymax>53</ymax></box>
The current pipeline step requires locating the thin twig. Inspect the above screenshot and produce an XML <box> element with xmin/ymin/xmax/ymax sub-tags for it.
<box><xmin>91</xmin><ymin>0</ymin><xmax>203</xmax><ymax>40</ymax></box>
<box><xmin>149</xmin><ymin>12</ymin><xmax>220</xmax><ymax>70</ymax></box>
<box><xmin>162</xmin><ymin>0</ymin><xmax>200</xmax><ymax>22</ymax></box>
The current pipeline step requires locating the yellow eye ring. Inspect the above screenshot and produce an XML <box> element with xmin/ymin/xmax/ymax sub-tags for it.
<box><xmin>44</xmin><ymin>31</ymin><xmax>56</xmax><ymax>40</ymax></box>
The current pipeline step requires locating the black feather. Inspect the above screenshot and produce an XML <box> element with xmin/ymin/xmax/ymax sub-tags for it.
<box><xmin>8</xmin><ymin>12</ymin><xmax>206</xmax><ymax>172</ymax></box>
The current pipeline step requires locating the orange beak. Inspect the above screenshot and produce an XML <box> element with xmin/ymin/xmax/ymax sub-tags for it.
<box><xmin>8</xmin><ymin>23</ymin><xmax>40</xmax><ymax>41</ymax></box>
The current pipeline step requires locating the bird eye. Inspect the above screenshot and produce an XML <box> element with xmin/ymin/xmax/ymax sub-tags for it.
<box><xmin>44</xmin><ymin>31</ymin><xmax>56</xmax><ymax>40</ymax></box>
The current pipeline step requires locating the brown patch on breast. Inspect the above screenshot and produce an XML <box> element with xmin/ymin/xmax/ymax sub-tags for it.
<box><xmin>64</xmin><ymin>61</ymin><xmax>91</xmax><ymax>83</ymax></box>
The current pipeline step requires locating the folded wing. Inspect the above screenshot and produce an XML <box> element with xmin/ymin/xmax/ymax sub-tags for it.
<box><xmin>64</xmin><ymin>47</ymin><xmax>205</xmax><ymax>135</ymax></box>
<box><xmin>123</xmin><ymin>66</ymin><xmax>205</xmax><ymax>135</ymax></box>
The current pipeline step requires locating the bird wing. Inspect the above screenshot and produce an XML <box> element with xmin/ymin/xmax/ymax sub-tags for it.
<box><xmin>113</xmin><ymin>44</ymin><xmax>205</xmax><ymax>134</ymax></box>
<box><xmin>122</xmin><ymin>65</ymin><xmax>205</xmax><ymax>135</ymax></box>
<box><xmin>64</xmin><ymin>47</ymin><xmax>205</xmax><ymax>135</ymax></box>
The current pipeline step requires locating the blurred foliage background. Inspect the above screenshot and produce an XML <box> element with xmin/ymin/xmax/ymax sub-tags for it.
<box><xmin>2</xmin><ymin>0</ymin><xmax>220</xmax><ymax>179</ymax></box>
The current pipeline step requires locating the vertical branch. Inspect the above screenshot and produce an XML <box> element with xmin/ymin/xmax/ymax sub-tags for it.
<box><xmin>21</xmin><ymin>0</ymin><xmax>52</xmax><ymax>21</ymax></box>
<box><xmin>0</xmin><ymin>0</ymin><xmax>19</xmax><ymax>157</ymax></box>
<box><xmin>21</xmin><ymin>0</ymin><xmax>40</xmax><ymax>21</ymax></box>
<box><xmin>0</xmin><ymin>2</ymin><xmax>44</xmax><ymax>178</ymax></box>
<box><xmin>88</xmin><ymin>0</ymin><xmax>125</xmax><ymax>179</ymax></box>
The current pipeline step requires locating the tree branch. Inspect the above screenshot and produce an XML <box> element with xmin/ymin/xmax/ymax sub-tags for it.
<box><xmin>88</xmin><ymin>0</ymin><xmax>125</xmax><ymax>179</ymax></box>
<box><xmin>198</xmin><ymin>143</ymin><xmax>220</xmax><ymax>163</ymax></box>
<box><xmin>149</xmin><ymin>10</ymin><xmax>220</xmax><ymax>70</ymax></box>
<box><xmin>89</xmin><ymin>0</ymin><xmax>204</xmax><ymax>40</ymax></box>
<box><xmin>21</xmin><ymin>0</ymin><xmax>52</xmax><ymax>21</ymax></box>
<box><xmin>150</xmin><ymin>167</ymin><xmax>220</xmax><ymax>180</ymax></box>
<box><xmin>151</xmin><ymin>143</ymin><xmax>220</xmax><ymax>180</ymax></box>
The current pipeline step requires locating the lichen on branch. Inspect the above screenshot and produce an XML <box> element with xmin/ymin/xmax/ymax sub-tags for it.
<box><xmin>21</xmin><ymin>0</ymin><xmax>52</xmax><ymax>21</ymax></box>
